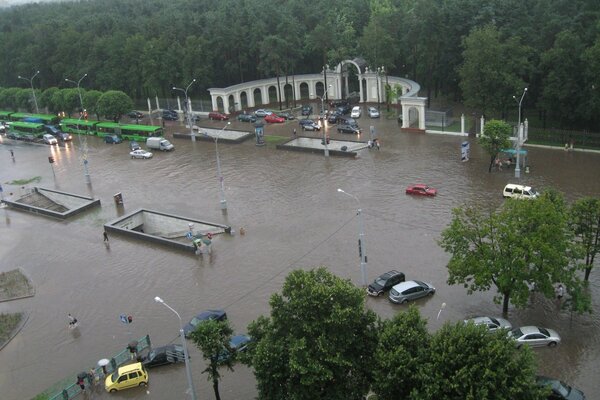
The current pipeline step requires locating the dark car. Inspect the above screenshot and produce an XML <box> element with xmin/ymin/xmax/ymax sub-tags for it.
<box><xmin>278</xmin><ymin>112</ymin><xmax>295</xmax><ymax>120</ymax></box>
<box><xmin>237</xmin><ymin>113</ymin><xmax>257</xmax><ymax>123</ymax></box>
<box><xmin>217</xmin><ymin>334</ymin><xmax>252</xmax><ymax>362</ymax></box>
<box><xmin>162</xmin><ymin>110</ymin><xmax>178</xmax><ymax>120</ymax></box>
<box><xmin>337</xmin><ymin>116</ymin><xmax>358</xmax><ymax>127</ymax></box>
<box><xmin>301</xmin><ymin>121</ymin><xmax>321</xmax><ymax>131</ymax></box>
<box><xmin>298</xmin><ymin>119</ymin><xmax>316</xmax><ymax>127</ymax></box>
<box><xmin>183</xmin><ymin>309</ymin><xmax>227</xmax><ymax>338</ymax></box>
<box><xmin>536</xmin><ymin>376</ymin><xmax>586</xmax><ymax>400</ymax></box>
<box><xmin>367</xmin><ymin>270</ymin><xmax>406</xmax><ymax>296</ymax></box>
<box><xmin>127</xmin><ymin>111</ymin><xmax>144</xmax><ymax>119</ymax></box>
<box><xmin>327</xmin><ymin>111</ymin><xmax>341</xmax><ymax>124</ymax></box>
<box><xmin>104</xmin><ymin>134</ymin><xmax>123</xmax><ymax>144</ymax></box>
<box><xmin>301</xmin><ymin>105</ymin><xmax>313</xmax><ymax>116</ymax></box>
<box><xmin>329</xmin><ymin>99</ymin><xmax>348</xmax><ymax>108</ymax></box>
<box><xmin>141</xmin><ymin>344</ymin><xmax>185</xmax><ymax>368</ymax></box>
<box><xmin>44</xmin><ymin>125</ymin><xmax>72</xmax><ymax>141</ymax></box>
<box><xmin>129</xmin><ymin>140</ymin><xmax>141</xmax><ymax>151</ymax></box>
<box><xmin>336</xmin><ymin>104</ymin><xmax>352</xmax><ymax>115</ymax></box>
<box><xmin>338</xmin><ymin>124</ymin><xmax>361</xmax><ymax>134</ymax></box>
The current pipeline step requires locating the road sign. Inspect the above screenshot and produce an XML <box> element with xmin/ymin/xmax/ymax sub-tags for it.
<box><xmin>120</xmin><ymin>314</ymin><xmax>128</xmax><ymax>324</ymax></box>
<box><xmin>186</xmin><ymin>231</ymin><xmax>193</xmax><ymax>239</ymax></box>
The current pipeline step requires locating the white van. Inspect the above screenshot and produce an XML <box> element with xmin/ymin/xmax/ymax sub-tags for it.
<box><xmin>146</xmin><ymin>137</ymin><xmax>174</xmax><ymax>151</ymax></box>
<box><xmin>503</xmin><ymin>184</ymin><xmax>539</xmax><ymax>199</ymax></box>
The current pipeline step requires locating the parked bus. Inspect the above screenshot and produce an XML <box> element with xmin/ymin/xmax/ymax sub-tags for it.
<box><xmin>9</xmin><ymin>113</ymin><xmax>60</xmax><ymax>125</ymax></box>
<box><xmin>95</xmin><ymin>122</ymin><xmax>121</xmax><ymax>137</ymax></box>
<box><xmin>60</xmin><ymin>119</ymin><xmax>100</xmax><ymax>135</ymax></box>
<box><xmin>118</xmin><ymin>124</ymin><xmax>164</xmax><ymax>140</ymax></box>
<box><xmin>7</xmin><ymin>121</ymin><xmax>45</xmax><ymax>140</ymax></box>
<box><xmin>0</xmin><ymin>111</ymin><xmax>14</xmax><ymax>122</ymax></box>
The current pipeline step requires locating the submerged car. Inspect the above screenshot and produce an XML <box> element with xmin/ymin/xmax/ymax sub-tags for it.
<box><xmin>264</xmin><ymin>114</ymin><xmax>285</xmax><ymax>123</ymax></box>
<box><xmin>301</xmin><ymin>105</ymin><xmax>313</xmax><ymax>116</ymax></box>
<box><xmin>43</xmin><ymin>134</ymin><xmax>58</xmax><ymax>145</ymax></box>
<box><xmin>350</xmin><ymin>106</ymin><xmax>361</xmax><ymax>118</ymax></box>
<box><xmin>127</xmin><ymin>111</ymin><xmax>144</xmax><ymax>119</ymax></box>
<box><xmin>509</xmin><ymin>326</ymin><xmax>561</xmax><ymax>348</ymax></box>
<box><xmin>389</xmin><ymin>280</ymin><xmax>435</xmax><ymax>304</ymax></box>
<box><xmin>208</xmin><ymin>112</ymin><xmax>229</xmax><ymax>121</ymax></box>
<box><xmin>464</xmin><ymin>316</ymin><xmax>512</xmax><ymax>333</ymax></box>
<box><xmin>104</xmin><ymin>362</ymin><xmax>148</xmax><ymax>393</ymax></box>
<box><xmin>130</xmin><ymin>149</ymin><xmax>153</xmax><ymax>159</ymax></box>
<box><xmin>129</xmin><ymin>140</ymin><xmax>141</xmax><ymax>151</ymax></box>
<box><xmin>368</xmin><ymin>106</ymin><xmax>380</xmax><ymax>118</ymax></box>
<box><xmin>278</xmin><ymin>112</ymin><xmax>295</xmax><ymax>120</ymax></box>
<box><xmin>301</xmin><ymin>121</ymin><xmax>321</xmax><ymax>131</ymax></box>
<box><xmin>536</xmin><ymin>376</ymin><xmax>586</xmax><ymax>400</ymax></box>
<box><xmin>142</xmin><ymin>344</ymin><xmax>185</xmax><ymax>368</ymax></box>
<box><xmin>406</xmin><ymin>184</ymin><xmax>437</xmax><ymax>196</ymax></box>
<box><xmin>218</xmin><ymin>334</ymin><xmax>252</xmax><ymax>362</ymax></box>
<box><xmin>183</xmin><ymin>309</ymin><xmax>227</xmax><ymax>337</ymax></box>
<box><xmin>237</xmin><ymin>113</ymin><xmax>257</xmax><ymax>123</ymax></box>
<box><xmin>254</xmin><ymin>109</ymin><xmax>273</xmax><ymax>117</ymax></box>
<box><xmin>337</xmin><ymin>124</ymin><xmax>360</xmax><ymax>134</ymax></box>
<box><xmin>367</xmin><ymin>270</ymin><xmax>405</xmax><ymax>296</ymax></box>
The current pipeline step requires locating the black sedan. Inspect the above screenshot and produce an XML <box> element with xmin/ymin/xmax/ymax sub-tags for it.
<box><xmin>127</xmin><ymin>111</ymin><xmax>144</xmax><ymax>119</ymax></box>
<box><xmin>141</xmin><ymin>344</ymin><xmax>186</xmax><ymax>368</ymax></box>
<box><xmin>301</xmin><ymin>121</ymin><xmax>321</xmax><ymax>131</ymax></box>
<box><xmin>367</xmin><ymin>270</ymin><xmax>405</xmax><ymax>296</ymax></box>
<box><xmin>183</xmin><ymin>309</ymin><xmax>227</xmax><ymax>337</ymax></box>
<box><xmin>338</xmin><ymin>124</ymin><xmax>361</xmax><ymax>134</ymax></box>
<box><xmin>278</xmin><ymin>112</ymin><xmax>295</xmax><ymax>120</ymax></box>
<box><xmin>301</xmin><ymin>105</ymin><xmax>313</xmax><ymax>116</ymax></box>
<box><xmin>327</xmin><ymin>111</ymin><xmax>341</xmax><ymax>124</ymax></box>
<box><xmin>298</xmin><ymin>119</ymin><xmax>315</xmax><ymax>127</ymax></box>
<box><xmin>237</xmin><ymin>113</ymin><xmax>257</xmax><ymax>122</ymax></box>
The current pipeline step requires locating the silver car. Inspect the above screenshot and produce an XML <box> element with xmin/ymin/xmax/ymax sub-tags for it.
<box><xmin>388</xmin><ymin>280</ymin><xmax>435</xmax><ymax>304</ymax></box>
<box><xmin>509</xmin><ymin>326</ymin><xmax>561</xmax><ymax>348</ymax></box>
<box><xmin>464</xmin><ymin>316</ymin><xmax>512</xmax><ymax>333</ymax></box>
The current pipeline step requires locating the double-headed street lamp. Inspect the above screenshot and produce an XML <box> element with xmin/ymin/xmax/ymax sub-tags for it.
<box><xmin>204</xmin><ymin>122</ymin><xmax>231</xmax><ymax>210</ymax></box>
<box><xmin>154</xmin><ymin>296</ymin><xmax>197</xmax><ymax>400</ymax></box>
<box><xmin>172</xmin><ymin>79</ymin><xmax>197</xmax><ymax>141</ymax></box>
<box><xmin>337</xmin><ymin>188</ymin><xmax>368</xmax><ymax>287</ymax></box>
<box><xmin>66</xmin><ymin>74</ymin><xmax>91</xmax><ymax>184</ymax></box>
<box><xmin>513</xmin><ymin>88</ymin><xmax>528</xmax><ymax>178</ymax></box>
<box><xmin>18</xmin><ymin>70</ymin><xmax>40</xmax><ymax>114</ymax></box>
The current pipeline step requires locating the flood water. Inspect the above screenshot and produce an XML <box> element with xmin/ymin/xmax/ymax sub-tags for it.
<box><xmin>1</xmin><ymin>112</ymin><xmax>599</xmax><ymax>400</ymax></box>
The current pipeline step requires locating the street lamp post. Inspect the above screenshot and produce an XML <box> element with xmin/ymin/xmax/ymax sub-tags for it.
<box><xmin>337</xmin><ymin>188</ymin><xmax>368</xmax><ymax>286</ymax></box>
<box><xmin>173</xmin><ymin>79</ymin><xmax>197</xmax><ymax>142</ymax></box>
<box><xmin>18</xmin><ymin>70</ymin><xmax>40</xmax><ymax>114</ymax></box>
<box><xmin>316</xmin><ymin>84</ymin><xmax>332</xmax><ymax>158</ymax></box>
<box><xmin>154</xmin><ymin>296</ymin><xmax>197</xmax><ymax>400</ymax></box>
<box><xmin>204</xmin><ymin>122</ymin><xmax>231</xmax><ymax>210</ymax></box>
<box><xmin>66</xmin><ymin>74</ymin><xmax>91</xmax><ymax>184</ymax></box>
<box><xmin>376</xmin><ymin>67</ymin><xmax>382</xmax><ymax>110</ymax></box>
<box><xmin>513</xmin><ymin>88</ymin><xmax>527</xmax><ymax>179</ymax></box>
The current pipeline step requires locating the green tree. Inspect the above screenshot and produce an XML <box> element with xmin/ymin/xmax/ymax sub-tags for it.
<box><xmin>62</xmin><ymin>88</ymin><xmax>83</xmax><ymax>117</ymax></box>
<box><xmin>439</xmin><ymin>191</ymin><xmax>585</xmax><ymax>314</ymax></box>
<box><xmin>0</xmin><ymin>88</ymin><xmax>21</xmax><ymax>111</ymax></box>
<box><xmin>190</xmin><ymin>319</ymin><xmax>235</xmax><ymax>400</ymax></box>
<box><xmin>82</xmin><ymin>90</ymin><xmax>103</xmax><ymax>120</ymax></box>
<box><xmin>39</xmin><ymin>87</ymin><xmax>60</xmax><ymax>114</ymax></box>
<box><xmin>246</xmin><ymin>267</ymin><xmax>378</xmax><ymax>400</ymax></box>
<box><xmin>96</xmin><ymin>90</ymin><xmax>133</xmax><ymax>122</ymax></box>
<box><xmin>458</xmin><ymin>24</ymin><xmax>531</xmax><ymax>118</ymax></box>
<box><xmin>371</xmin><ymin>306</ymin><xmax>430</xmax><ymax>400</ymax></box>
<box><xmin>14</xmin><ymin>88</ymin><xmax>33</xmax><ymax>111</ymax></box>
<box><xmin>570</xmin><ymin>197</ymin><xmax>600</xmax><ymax>281</ymax></box>
<box><xmin>421</xmin><ymin>322</ymin><xmax>545</xmax><ymax>400</ymax></box>
<box><xmin>479</xmin><ymin>119</ymin><xmax>512</xmax><ymax>173</ymax></box>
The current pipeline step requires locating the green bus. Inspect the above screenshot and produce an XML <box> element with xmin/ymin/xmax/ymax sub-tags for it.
<box><xmin>9</xmin><ymin>113</ymin><xmax>60</xmax><ymax>125</ymax></box>
<box><xmin>95</xmin><ymin>122</ymin><xmax>121</xmax><ymax>137</ymax></box>
<box><xmin>0</xmin><ymin>111</ymin><xmax>15</xmax><ymax>121</ymax></box>
<box><xmin>7</xmin><ymin>121</ymin><xmax>45</xmax><ymax>140</ymax></box>
<box><xmin>61</xmin><ymin>119</ymin><xmax>100</xmax><ymax>135</ymax></box>
<box><xmin>118</xmin><ymin>124</ymin><xmax>163</xmax><ymax>140</ymax></box>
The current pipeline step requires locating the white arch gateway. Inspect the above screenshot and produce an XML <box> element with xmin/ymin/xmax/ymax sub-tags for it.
<box><xmin>207</xmin><ymin>58</ymin><xmax>427</xmax><ymax>130</ymax></box>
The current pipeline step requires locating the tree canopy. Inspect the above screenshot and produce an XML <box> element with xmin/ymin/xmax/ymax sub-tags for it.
<box><xmin>439</xmin><ymin>191</ymin><xmax>586</xmax><ymax>314</ymax></box>
<box><xmin>479</xmin><ymin>119</ymin><xmax>512</xmax><ymax>172</ymax></box>
<box><xmin>245</xmin><ymin>267</ymin><xmax>379</xmax><ymax>400</ymax></box>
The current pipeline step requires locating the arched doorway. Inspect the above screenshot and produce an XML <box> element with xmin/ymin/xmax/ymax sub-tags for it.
<box><xmin>240</xmin><ymin>91</ymin><xmax>248</xmax><ymax>110</ymax></box>
<box><xmin>283</xmin><ymin>84</ymin><xmax>293</xmax><ymax>108</ymax></box>
<box><xmin>268</xmin><ymin>85</ymin><xmax>278</xmax><ymax>103</ymax></box>
<box><xmin>299</xmin><ymin>82</ymin><xmax>309</xmax><ymax>100</ymax></box>
<box><xmin>216</xmin><ymin>96</ymin><xmax>224</xmax><ymax>112</ymax></box>
<box><xmin>253</xmin><ymin>88</ymin><xmax>262</xmax><ymax>106</ymax></box>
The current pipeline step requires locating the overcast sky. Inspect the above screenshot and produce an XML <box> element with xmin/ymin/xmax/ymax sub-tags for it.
<box><xmin>0</xmin><ymin>0</ymin><xmax>60</xmax><ymax>8</ymax></box>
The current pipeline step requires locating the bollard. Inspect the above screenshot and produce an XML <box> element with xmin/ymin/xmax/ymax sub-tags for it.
<box><xmin>113</xmin><ymin>192</ymin><xmax>123</xmax><ymax>205</ymax></box>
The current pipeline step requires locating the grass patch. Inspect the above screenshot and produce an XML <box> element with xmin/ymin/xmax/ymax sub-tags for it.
<box><xmin>7</xmin><ymin>176</ymin><xmax>42</xmax><ymax>186</ymax></box>
<box><xmin>0</xmin><ymin>269</ymin><xmax>34</xmax><ymax>301</ymax></box>
<box><xmin>0</xmin><ymin>312</ymin><xmax>23</xmax><ymax>344</ymax></box>
<box><xmin>264</xmin><ymin>135</ymin><xmax>290</xmax><ymax>145</ymax></box>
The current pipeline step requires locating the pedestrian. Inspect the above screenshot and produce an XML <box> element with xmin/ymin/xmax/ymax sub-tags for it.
<box><xmin>68</xmin><ymin>313</ymin><xmax>78</xmax><ymax>328</ymax></box>
<box><xmin>556</xmin><ymin>284</ymin><xmax>564</xmax><ymax>299</ymax></box>
<box><xmin>103</xmin><ymin>231</ymin><xmax>109</xmax><ymax>242</ymax></box>
<box><xmin>293</xmin><ymin>128</ymin><xmax>297</xmax><ymax>137</ymax></box>
<box><xmin>374</xmin><ymin>138</ymin><xmax>380</xmax><ymax>150</ymax></box>
<box><xmin>10</xmin><ymin>149</ymin><xmax>14</xmax><ymax>161</ymax></box>
<box><xmin>368</xmin><ymin>140</ymin><xmax>373</xmax><ymax>149</ymax></box>
<box><xmin>77</xmin><ymin>376</ymin><xmax>85</xmax><ymax>391</ymax></box>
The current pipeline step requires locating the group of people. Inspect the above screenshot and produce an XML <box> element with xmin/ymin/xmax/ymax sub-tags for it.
<box><xmin>494</xmin><ymin>157</ymin><xmax>512</xmax><ymax>171</ymax></box>
<box><xmin>68</xmin><ymin>313</ymin><xmax>78</xmax><ymax>329</ymax></box>
<box><xmin>368</xmin><ymin>138</ymin><xmax>380</xmax><ymax>150</ymax></box>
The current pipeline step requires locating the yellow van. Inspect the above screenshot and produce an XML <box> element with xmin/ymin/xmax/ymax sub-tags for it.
<box><xmin>105</xmin><ymin>362</ymin><xmax>148</xmax><ymax>393</ymax></box>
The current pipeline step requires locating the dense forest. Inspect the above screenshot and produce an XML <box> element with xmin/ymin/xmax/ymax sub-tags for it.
<box><xmin>1</xmin><ymin>0</ymin><xmax>600</xmax><ymax>129</ymax></box>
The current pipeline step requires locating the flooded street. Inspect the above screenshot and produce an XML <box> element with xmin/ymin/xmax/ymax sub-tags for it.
<box><xmin>1</xmin><ymin>113</ymin><xmax>599</xmax><ymax>400</ymax></box>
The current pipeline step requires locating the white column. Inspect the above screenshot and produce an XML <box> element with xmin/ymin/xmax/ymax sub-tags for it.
<box><xmin>155</xmin><ymin>96</ymin><xmax>160</xmax><ymax>111</ymax></box>
<box><xmin>358</xmin><ymin>75</ymin><xmax>364</xmax><ymax>103</ymax></box>
<box><xmin>402</xmin><ymin>103</ymin><xmax>409</xmax><ymax>128</ymax></box>
<box><xmin>480</xmin><ymin>116</ymin><xmax>485</xmax><ymax>136</ymax></box>
<box><xmin>223</xmin><ymin>97</ymin><xmax>230</xmax><ymax>114</ymax></box>
<box><xmin>176</xmin><ymin>97</ymin><xmax>182</xmax><ymax>112</ymax></box>
<box><xmin>461</xmin><ymin>114</ymin><xmax>465</xmax><ymax>134</ymax></box>
<box><xmin>261</xmin><ymin>86</ymin><xmax>269</xmax><ymax>105</ymax></box>
<box><xmin>211</xmin><ymin>96</ymin><xmax>218</xmax><ymax>111</ymax></box>
<box><xmin>418</xmin><ymin>105</ymin><xmax>426</xmax><ymax>130</ymax></box>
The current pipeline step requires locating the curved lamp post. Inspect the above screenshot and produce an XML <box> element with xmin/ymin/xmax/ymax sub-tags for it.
<box><xmin>337</xmin><ymin>188</ymin><xmax>368</xmax><ymax>286</ymax></box>
<box><xmin>18</xmin><ymin>70</ymin><xmax>40</xmax><ymax>114</ymax></box>
<box><xmin>65</xmin><ymin>74</ymin><xmax>91</xmax><ymax>184</ymax></box>
<box><xmin>154</xmin><ymin>296</ymin><xmax>197</xmax><ymax>400</ymax></box>
<box><xmin>512</xmin><ymin>88</ymin><xmax>527</xmax><ymax>179</ymax></box>
<box><xmin>204</xmin><ymin>122</ymin><xmax>231</xmax><ymax>210</ymax></box>
<box><xmin>173</xmin><ymin>79</ymin><xmax>197</xmax><ymax>141</ymax></box>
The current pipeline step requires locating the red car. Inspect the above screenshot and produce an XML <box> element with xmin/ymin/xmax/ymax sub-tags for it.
<box><xmin>264</xmin><ymin>114</ymin><xmax>285</xmax><ymax>123</ymax></box>
<box><xmin>406</xmin><ymin>184</ymin><xmax>437</xmax><ymax>196</ymax></box>
<box><xmin>208</xmin><ymin>112</ymin><xmax>229</xmax><ymax>121</ymax></box>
